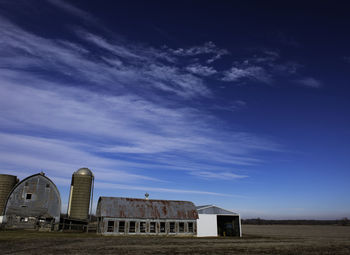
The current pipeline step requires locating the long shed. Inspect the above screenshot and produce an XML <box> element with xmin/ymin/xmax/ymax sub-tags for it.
<box><xmin>196</xmin><ymin>205</ymin><xmax>242</xmax><ymax>237</ymax></box>
<box><xmin>96</xmin><ymin>196</ymin><xmax>198</xmax><ymax>235</ymax></box>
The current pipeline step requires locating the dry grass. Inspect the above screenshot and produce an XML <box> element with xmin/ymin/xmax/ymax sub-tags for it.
<box><xmin>1</xmin><ymin>225</ymin><xmax>350</xmax><ymax>254</ymax></box>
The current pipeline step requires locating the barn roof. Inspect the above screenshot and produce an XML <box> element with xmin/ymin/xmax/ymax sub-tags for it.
<box><xmin>196</xmin><ymin>205</ymin><xmax>212</xmax><ymax>210</ymax></box>
<box><xmin>196</xmin><ymin>205</ymin><xmax>239</xmax><ymax>215</ymax></box>
<box><xmin>96</xmin><ymin>197</ymin><xmax>198</xmax><ymax>220</ymax></box>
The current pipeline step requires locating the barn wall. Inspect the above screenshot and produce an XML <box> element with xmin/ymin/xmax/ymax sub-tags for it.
<box><xmin>197</xmin><ymin>214</ymin><xmax>217</xmax><ymax>237</ymax></box>
<box><xmin>4</xmin><ymin>174</ymin><xmax>61</xmax><ymax>225</ymax></box>
<box><xmin>98</xmin><ymin>217</ymin><xmax>197</xmax><ymax>236</ymax></box>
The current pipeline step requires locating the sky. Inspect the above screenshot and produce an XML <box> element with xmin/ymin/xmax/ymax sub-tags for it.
<box><xmin>0</xmin><ymin>0</ymin><xmax>349</xmax><ymax>219</ymax></box>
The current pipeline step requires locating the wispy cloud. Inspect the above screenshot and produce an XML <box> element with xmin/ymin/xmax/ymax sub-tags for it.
<box><xmin>47</xmin><ymin>0</ymin><xmax>97</xmax><ymax>24</ymax></box>
<box><xmin>296</xmin><ymin>77</ymin><xmax>322</xmax><ymax>88</ymax></box>
<box><xmin>222</xmin><ymin>66</ymin><xmax>271</xmax><ymax>83</ymax></box>
<box><xmin>94</xmin><ymin>182</ymin><xmax>238</xmax><ymax>197</ymax></box>
<box><xmin>189</xmin><ymin>171</ymin><xmax>248</xmax><ymax>180</ymax></box>
<box><xmin>167</xmin><ymin>41</ymin><xmax>229</xmax><ymax>63</ymax></box>
<box><xmin>0</xmin><ymin>132</ymin><xmax>162</xmax><ymax>183</ymax></box>
<box><xmin>220</xmin><ymin>50</ymin><xmax>282</xmax><ymax>84</ymax></box>
<box><xmin>0</xmin><ymin>16</ymin><xmax>209</xmax><ymax>99</ymax></box>
<box><xmin>186</xmin><ymin>64</ymin><xmax>217</xmax><ymax>76</ymax></box>
<box><xmin>220</xmin><ymin>49</ymin><xmax>321</xmax><ymax>88</ymax></box>
<box><xmin>0</xmin><ymin>11</ymin><xmax>281</xmax><ymax>198</ymax></box>
<box><xmin>0</xmin><ymin>76</ymin><xmax>276</xmax><ymax>166</ymax></box>
<box><xmin>210</xmin><ymin>100</ymin><xmax>247</xmax><ymax>112</ymax></box>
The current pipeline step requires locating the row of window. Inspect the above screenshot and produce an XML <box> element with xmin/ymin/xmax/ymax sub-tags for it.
<box><xmin>106</xmin><ymin>220</ymin><xmax>194</xmax><ymax>234</ymax></box>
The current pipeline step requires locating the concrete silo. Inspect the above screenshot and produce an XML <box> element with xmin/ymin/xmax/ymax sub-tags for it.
<box><xmin>0</xmin><ymin>174</ymin><xmax>18</xmax><ymax>215</ymax></box>
<box><xmin>67</xmin><ymin>168</ymin><xmax>94</xmax><ymax>221</ymax></box>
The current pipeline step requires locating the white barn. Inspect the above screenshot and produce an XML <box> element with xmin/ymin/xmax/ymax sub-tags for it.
<box><xmin>196</xmin><ymin>205</ymin><xmax>242</xmax><ymax>237</ymax></box>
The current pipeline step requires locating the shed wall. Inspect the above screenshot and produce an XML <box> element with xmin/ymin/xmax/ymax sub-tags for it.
<box><xmin>196</xmin><ymin>214</ymin><xmax>217</xmax><ymax>237</ymax></box>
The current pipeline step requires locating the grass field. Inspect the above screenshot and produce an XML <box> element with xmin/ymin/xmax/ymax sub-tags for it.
<box><xmin>1</xmin><ymin>225</ymin><xmax>350</xmax><ymax>254</ymax></box>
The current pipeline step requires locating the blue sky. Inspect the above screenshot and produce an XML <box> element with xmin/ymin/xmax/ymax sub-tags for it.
<box><xmin>0</xmin><ymin>0</ymin><xmax>349</xmax><ymax>219</ymax></box>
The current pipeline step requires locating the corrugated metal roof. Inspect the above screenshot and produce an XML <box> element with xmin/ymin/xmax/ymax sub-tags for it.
<box><xmin>97</xmin><ymin>197</ymin><xmax>198</xmax><ymax>220</ymax></box>
<box><xmin>196</xmin><ymin>205</ymin><xmax>239</xmax><ymax>215</ymax></box>
<box><xmin>196</xmin><ymin>205</ymin><xmax>211</xmax><ymax>210</ymax></box>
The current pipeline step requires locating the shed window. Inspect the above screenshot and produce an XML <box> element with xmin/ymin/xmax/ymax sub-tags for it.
<box><xmin>118</xmin><ymin>221</ymin><xmax>125</xmax><ymax>233</ymax></box>
<box><xmin>129</xmin><ymin>221</ymin><xmax>136</xmax><ymax>233</ymax></box>
<box><xmin>107</xmin><ymin>221</ymin><xmax>114</xmax><ymax>232</ymax></box>
<box><xmin>179</xmin><ymin>222</ymin><xmax>184</xmax><ymax>232</ymax></box>
<box><xmin>46</xmin><ymin>184</ymin><xmax>50</xmax><ymax>188</ymax></box>
<box><xmin>140</xmin><ymin>222</ymin><xmax>146</xmax><ymax>233</ymax></box>
<box><xmin>188</xmin><ymin>222</ymin><xmax>193</xmax><ymax>232</ymax></box>
<box><xmin>169</xmin><ymin>222</ymin><xmax>175</xmax><ymax>233</ymax></box>
<box><xmin>25</xmin><ymin>193</ymin><xmax>32</xmax><ymax>200</ymax></box>
<box><xmin>150</xmin><ymin>222</ymin><xmax>156</xmax><ymax>233</ymax></box>
<box><xmin>160</xmin><ymin>222</ymin><xmax>166</xmax><ymax>233</ymax></box>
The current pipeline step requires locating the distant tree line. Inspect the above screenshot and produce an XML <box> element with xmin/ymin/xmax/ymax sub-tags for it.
<box><xmin>242</xmin><ymin>217</ymin><xmax>350</xmax><ymax>226</ymax></box>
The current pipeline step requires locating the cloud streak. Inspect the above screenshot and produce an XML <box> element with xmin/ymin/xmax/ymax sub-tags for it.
<box><xmin>186</xmin><ymin>64</ymin><xmax>218</xmax><ymax>76</ymax></box>
<box><xmin>296</xmin><ymin>77</ymin><xmax>322</xmax><ymax>88</ymax></box>
<box><xmin>47</xmin><ymin>0</ymin><xmax>97</xmax><ymax>24</ymax></box>
<box><xmin>0</xmin><ymin>16</ymin><xmax>211</xmax><ymax>99</ymax></box>
<box><xmin>167</xmin><ymin>41</ymin><xmax>229</xmax><ymax>63</ymax></box>
<box><xmin>0</xmin><ymin>11</ymin><xmax>282</xmax><ymax>199</ymax></box>
<box><xmin>222</xmin><ymin>66</ymin><xmax>271</xmax><ymax>83</ymax></box>
<box><xmin>189</xmin><ymin>171</ymin><xmax>248</xmax><ymax>180</ymax></box>
<box><xmin>220</xmin><ymin>50</ymin><xmax>320</xmax><ymax>87</ymax></box>
<box><xmin>94</xmin><ymin>182</ymin><xmax>239</xmax><ymax>197</ymax></box>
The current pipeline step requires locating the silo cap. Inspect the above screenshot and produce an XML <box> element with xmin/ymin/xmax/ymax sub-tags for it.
<box><xmin>74</xmin><ymin>168</ymin><xmax>94</xmax><ymax>177</ymax></box>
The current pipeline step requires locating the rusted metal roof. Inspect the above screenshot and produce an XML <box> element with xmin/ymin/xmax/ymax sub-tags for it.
<box><xmin>97</xmin><ymin>197</ymin><xmax>198</xmax><ymax>220</ymax></box>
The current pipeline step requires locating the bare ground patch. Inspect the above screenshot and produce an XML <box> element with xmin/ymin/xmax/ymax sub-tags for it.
<box><xmin>1</xmin><ymin>225</ymin><xmax>350</xmax><ymax>254</ymax></box>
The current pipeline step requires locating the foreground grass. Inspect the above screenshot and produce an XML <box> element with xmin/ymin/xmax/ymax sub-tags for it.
<box><xmin>0</xmin><ymin>230</ymin><xmax>99</xmax><ymax>240</ymax></box>
<box><xmin>1</xmin><ymin>225</ymin><xmax>350</xmax><ymax>254</ymax></box>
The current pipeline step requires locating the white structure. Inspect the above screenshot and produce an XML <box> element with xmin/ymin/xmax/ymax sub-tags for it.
<box><xmin>196</xmin><ymin>205</ymin><xmax>242</xmax><ymax>237</ymax></box>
